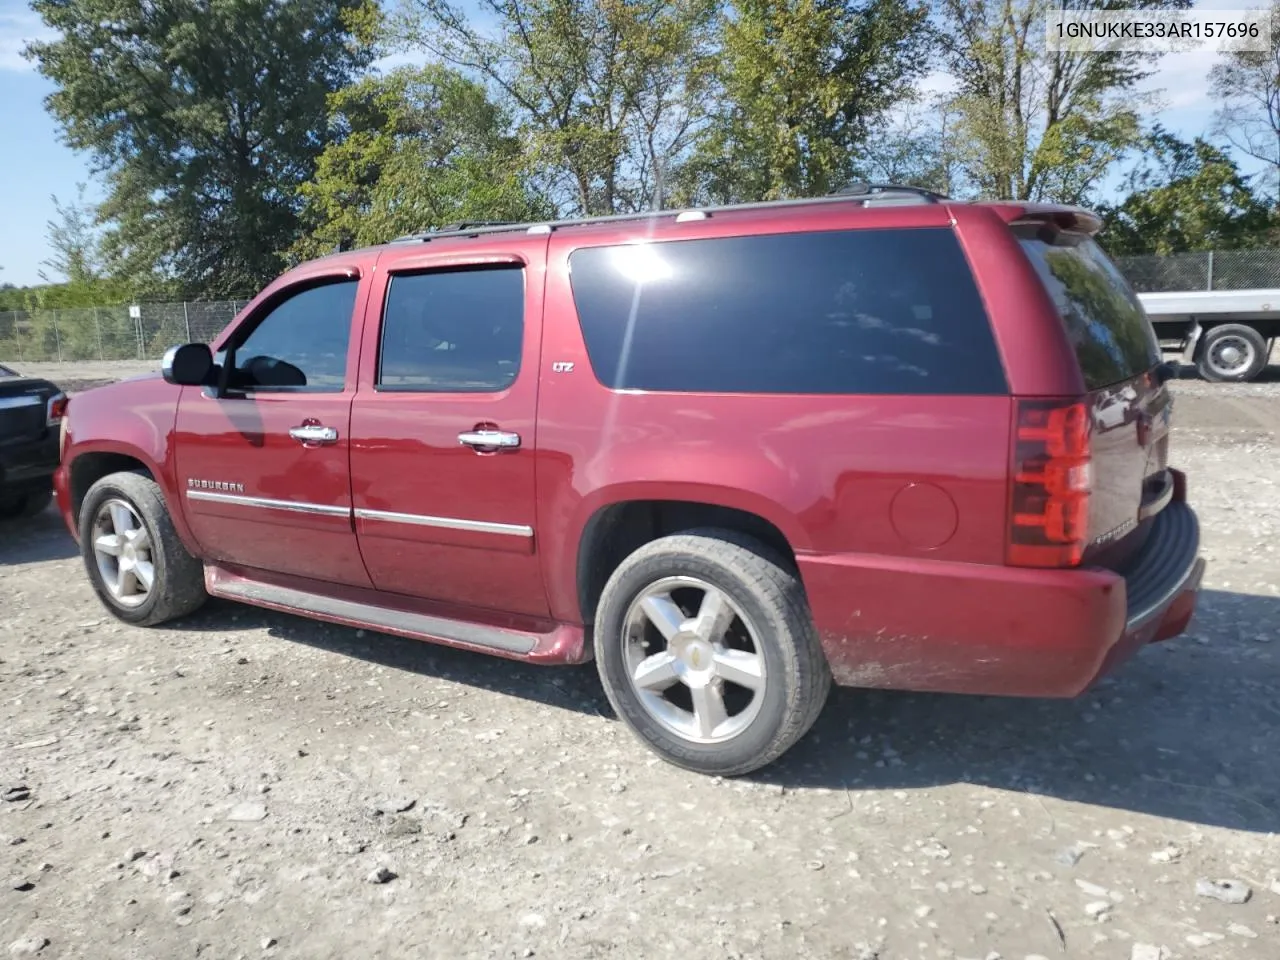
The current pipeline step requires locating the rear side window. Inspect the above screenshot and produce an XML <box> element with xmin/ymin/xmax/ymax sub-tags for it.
<box><xmin>1018</xmin><ymin>231</ymin><xmax>1160</xmax><ymax>390</ymax></box>
<box><xmin>567</xmin><ymin>228</ymin><xmax>1007</xmax><ymax>395</ymax></box>
<box><xmin>378</xmin><ymin>266</ymin><xmax>525</xmax><ymax>392</ymax></box>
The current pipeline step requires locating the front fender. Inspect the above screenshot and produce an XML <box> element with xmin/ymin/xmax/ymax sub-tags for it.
<box><xmin>60</xmin><ymin>378</ymin><xmax>196</xmax><ymax>553</ymax></box>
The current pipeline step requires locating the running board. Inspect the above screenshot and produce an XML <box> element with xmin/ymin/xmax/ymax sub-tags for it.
<box><xmin>204</xmin><ymin>564</ymin><xmax>588</xmax><ymax>664</ymax></box>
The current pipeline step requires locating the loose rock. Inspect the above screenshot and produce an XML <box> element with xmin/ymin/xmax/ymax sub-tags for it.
<box><xmin>1186</xmin><ymin>932</ymin><xmax>1225</xmax><ymax>947</ymax></box>
<box><xmin>1130</xmin><ymin>946</ymin><xmax>1168</xmax><ymax>960</ymax></box>
<box><xmin>1084</xmin><ymin>901</ymin><xmax>1111</xmax><ymax>920</ymax></box>
<box><xmin>1195</xmin><ymin>877</ymin><xmax>1251</xmax><ymax>904</ymax></box>
<box><xmin>1227</xmin><ymin>923</ymin><xmax>1258</xmax><ymax>939</ymax></box>
<box><xmin>366</xmin><ymin>866</ymin><xmax>397</xmax><ymax>884</ymax></box>
<box><xmin>227</xmin><ymin>802</ymin><xmax>268</xmax><ymax>823</ymax></box>
<box><xmin>7</xmin><ymin>937</ymin><xmax>50</xmax><ymax>957</ymax></box>
<box><xmin>2</xmin><ymin>786</ymin><xmax>31</xmax><ymax>803</ymax></box>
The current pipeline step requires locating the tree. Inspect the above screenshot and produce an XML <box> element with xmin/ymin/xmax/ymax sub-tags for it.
<box><xmin>39</xmin><ymin>184</ymin><xmax>102</xmax><ymax>285</ymax></box>
<box><xmin>292</xmin><ymin>66</ymin><xmax>552</xmax><ymax>260</ymax></box>
<box><xmin>393</xmin><ymin>0</ymin><xmax>717</xmax><ymax>216</ymax></box>
<box><xmin>1098</xmin><ymin>128</ymin><xmax>1275</xmax><ymax>256</ymax></box>
<box><xmin>27</xmin><ymin>0</ymin><xmax>378</xmax><ymax>298</ymax></box>
<box><xmin>857</xmin><ymin>94</ymin><xmax>961</xmax><ymax>196</ymax></box>
<box><xmin>680</xmin><ymin>0</ymin><xmax>930</xmax><ymax>203</ymax></box>
<box><xmin>1209</xmin><ymin>0</ymin><xmax>1280</xmax><ymax>200</ymax></box>
<box><xmin>937</xmin><ymin>0</ymin><xmax>1190</xmax><ymax>204</ymax></box>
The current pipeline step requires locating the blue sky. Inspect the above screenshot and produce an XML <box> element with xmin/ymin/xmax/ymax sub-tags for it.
<box><xmin>0</xmin><ymin>0</ymin><xmax>1263</xmax><ymax>287</ymax></box>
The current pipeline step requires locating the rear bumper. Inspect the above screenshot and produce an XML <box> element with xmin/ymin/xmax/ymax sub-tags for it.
<box><xmin>0</xmin><ymin>433</ymin><xmax>59</xmax><ymax>498</ymax></box>
<box><xmin>799</xmin><ymin>499</ymin><xmax>1203</xmax><ymax>698</ymax></box>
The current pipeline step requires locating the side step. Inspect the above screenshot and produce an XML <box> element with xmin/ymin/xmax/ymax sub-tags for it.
<box><xmin>205</xmin><ymin>564</ymin><xmax>588</xmax><ymax>664</ymax></box>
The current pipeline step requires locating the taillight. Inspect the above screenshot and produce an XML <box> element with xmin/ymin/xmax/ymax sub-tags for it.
<box><xmin>1007</xmin><ymin>399</ymin><xmax>1092</xmax><ymax>567</ymax></box>
<box><xmin>46</xmin><ymin>392</ymin><xmax>68</xmax><ymax>427</ymax></box>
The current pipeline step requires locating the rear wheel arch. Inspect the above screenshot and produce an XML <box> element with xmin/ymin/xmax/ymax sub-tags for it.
<box><xmin>575</xmin><ymin>498</ymin><xmax>802</xmax><ymax>626</ymax></box>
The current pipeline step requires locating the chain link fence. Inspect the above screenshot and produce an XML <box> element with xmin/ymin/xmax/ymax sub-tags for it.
<box><xmin>1114</xmin><ymin>248</ymin><xmax>1280</xmax><ymax>293</ymax></box>
<box><xmin>0</xmin><ymin>301</ymin><xmax>244</xmax><ymax>365</ymax></box>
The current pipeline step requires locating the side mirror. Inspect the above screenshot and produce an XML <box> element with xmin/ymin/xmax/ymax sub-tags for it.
<box><xmin>162</xmin><ymin>343</ymin><xmax>215</xmax><ymax>386</ymax></box>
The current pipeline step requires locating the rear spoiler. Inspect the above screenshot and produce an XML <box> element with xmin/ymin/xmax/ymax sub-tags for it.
<box><xmin>987</xmin><ymin>203</ymin><xmax>1103</xmax><ymax>236</ymax></box>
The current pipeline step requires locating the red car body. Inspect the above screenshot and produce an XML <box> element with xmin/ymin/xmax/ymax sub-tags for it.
<box><xmin>54</xmin><ymin>196</ymin><xmax>1204</xmax><ymax>700</ymax></box>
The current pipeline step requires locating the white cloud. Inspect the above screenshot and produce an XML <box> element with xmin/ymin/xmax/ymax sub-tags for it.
<box><xmin>1138</xmin><ymin>45</ymin><xmax>1223</xmax><ymax>114</ymax></box>
<box><xmin>917</xmin><ymin>70</ymin><xmax>958</xmax><ymax>99</ymax></box>
<box><xmin>0</xmin><ymin>11</ymin><xmax>54</xmax><ymax>72</ymax></box>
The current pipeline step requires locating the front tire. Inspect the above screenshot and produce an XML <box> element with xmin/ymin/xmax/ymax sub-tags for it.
<box><xmin>1197</xmin><ymin>324</ymin><xmax>1269</xmax><ymax>382</ymax></box>
<box><xmin>593</xmin><ymin>529</ymin><xmax>831</xmax><ymax>776</ymax></box>
<box><xmin>79</xmin><ymin>471</ymin><xmax>207</xmax><ymax>626</ymax></box>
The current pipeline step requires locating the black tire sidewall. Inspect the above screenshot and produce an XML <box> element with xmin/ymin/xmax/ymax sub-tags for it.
<box><xmin>594</xmin><ymin>543</ymin><xmax>803</xmax><ymax>775</ymax></box>
<box><xmin>1198</xmin><ymin>325</ymin><xmax>1268</xmax><ymax>382</ymax></box>
<box><xmin>79</xmin><ymin>475</ymin><xmax>172</xmax><ymax>625</ymax></box>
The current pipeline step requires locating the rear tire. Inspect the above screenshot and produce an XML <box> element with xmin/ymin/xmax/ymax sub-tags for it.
<box><xmin>79</xmin><ymin>471</ymin><xmax>207</xmax><ymax>626</ymax></box>
<box><xmin>1197</xmin><ymin>324</ymin><xmax>1269</xmax><ymax>382</ymax></box>
<box><xmin>593</xmin><ymin>528</ymin><xmax>831</xmax><ymax>776</ymax></box>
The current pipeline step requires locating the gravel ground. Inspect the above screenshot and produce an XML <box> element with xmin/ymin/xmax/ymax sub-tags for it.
<box><xmin>6</xmin><ymin>360</ymin><xmax>160</xmax><ymax>394</ymax></box>
<box><xmin>2</xmin><ymin>370</ymin><xmax>1279</xmax><ymax>960</ymax></box>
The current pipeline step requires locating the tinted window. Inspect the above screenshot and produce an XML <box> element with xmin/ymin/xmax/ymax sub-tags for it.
<box><xmin>378</xmin><ymin>267</ymin><xmax>525</xmax><ymax>392</ymax></box>
<box><xmin>231</xmin><ymin>280</ymin><xmax>358</xmax><ymax>392</ymax></box>
<box><xmin>567</xmin><ymin>228</ymin><xmax>1006</xmax><ymax>395</ymax></box>
<box><xmin>1019</xmin><ymin>233</ymin><xmax>1160</xmax><ymax>390</ymax></box>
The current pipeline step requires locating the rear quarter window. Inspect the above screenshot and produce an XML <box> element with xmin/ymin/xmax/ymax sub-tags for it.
<box><xmin>1017</xmin><ymin>231</ymin><xmax>1160</xmax><ymax>390</ymax></box>
<box><xmin>567</xmin><ymin>227</ymin><xmax>1007</xmax><ymax>395</ymax></box>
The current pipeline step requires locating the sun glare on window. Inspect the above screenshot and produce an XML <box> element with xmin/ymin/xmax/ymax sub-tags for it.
<box><xmin>610</xmin><ymin>244</ymin><xmax>673</xmax><ymax>284</ymax></box>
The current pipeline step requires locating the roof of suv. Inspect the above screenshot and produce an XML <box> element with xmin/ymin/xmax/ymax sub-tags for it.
<box><xmin>331</xmin><ymin>186</ymin><xmax>1103</xmax><ymax>262</ymax></box>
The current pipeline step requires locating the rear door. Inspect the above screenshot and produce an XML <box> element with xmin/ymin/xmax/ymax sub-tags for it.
<box><xmin>1015</xmin><ymin>226</ymin><xmax>1169</xmax><ymax>566</ymax></box>
<box><xmin>348</xmin><ymin>238</ymin><xmax>549</xmax><ymax>617</ymax></box>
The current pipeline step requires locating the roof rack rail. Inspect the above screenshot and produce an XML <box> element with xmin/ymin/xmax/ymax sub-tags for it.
<box><xmin>831</xmin><ymin>182</ymin><xmax>949</xmax><ymax>202</ymax></box>
<box><xmin>388</xmin><ymin>188</ymin><xmax>953</xmax><ymax>245</ymax></box>
<box><xmin>436</xmin><ymin>220</ymin><xmax>518</xmax><ymax>232</ymax></box>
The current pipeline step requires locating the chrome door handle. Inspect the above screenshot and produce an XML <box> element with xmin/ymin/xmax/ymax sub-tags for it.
<box><xmin>458</xmin><ymin>430</ymin><xmax>521</xmax><ymax>450</ymax></box>
<box><xmin>289</xmin><ymin>424</ymin><xmax>339</xmax><ymax>445</ymax></box>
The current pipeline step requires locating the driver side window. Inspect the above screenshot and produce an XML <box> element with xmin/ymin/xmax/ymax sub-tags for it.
<box><xmin>229</xmin><ymin>279</ymin><xmax>358</xmax><ymax>392</ymax></box>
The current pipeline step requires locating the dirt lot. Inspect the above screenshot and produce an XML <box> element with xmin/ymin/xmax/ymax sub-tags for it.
<box><xmin>2</xmin><ymin>370</ymin><xmax>1279</xmax><ymax>960</ymax></box>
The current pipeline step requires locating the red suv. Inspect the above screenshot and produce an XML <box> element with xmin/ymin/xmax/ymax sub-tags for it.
<box><xmin>54</xmin><ymin>186</ymin><xmax>1204</xmax><ymax>775</ymax></box>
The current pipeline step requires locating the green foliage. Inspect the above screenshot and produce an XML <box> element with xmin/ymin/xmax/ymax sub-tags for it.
<box><xmin>27</xmin><ymin>0</ymin><xmax>378</xmax><ymax>298</ymax></box>
<box><xmin>395</xmin><ymin>0</ymin><xmax>718</xmax><ymax>215</ymax></box>
<box><xmin>1099</xmin><ymin>128</ymin><xmax>1276</xmax><ymax>256</ymax></box>
<box><xmin>938</xmin><ymin>0</ymin><xmax>1190</xmax><ymax>204</ymax></box>
<box><xmin>680</xmin><ymin>0</ymin><xmax>930</xmax><ymax>203</ymax></box>
<box><xmin>856</xmin><ymin>95</ymin><xmax>960</xmax><ymax>196</ymax></box>
<box><xmin>40</xmin><ymin>184</ymin><xmax>102</xmax><ymax>286</ymax></box>
<box><xmin>292</xmin><ymin>66</ymin><xmax>551</xmax><ymax>260</ymax></box>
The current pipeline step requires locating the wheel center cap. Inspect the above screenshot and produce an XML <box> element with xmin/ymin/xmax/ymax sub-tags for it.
<box><xmin>123</xmin><ymin>544</ymin><xmax>136</xmax><ymax>563</ymax></box>
<box><xmin>681</xmin><ymin>640</ymin><xmax>711</xmax><ymax>671</ymax></box>
<box><xmin>1221</xmin><ymin>346</ymin><xmax>1242</xmax><ymax>364</ymax></box>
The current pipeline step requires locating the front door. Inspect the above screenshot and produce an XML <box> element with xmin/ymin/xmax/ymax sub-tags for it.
<box><xmin>174</xmin><ymin>274</ymin><xmax>372</xmax><ymax>588</ymax></box>
<box><xmin>349</xmin><ymin>241</ymin><xmax>548</xmax><ymax>616</ymax></box>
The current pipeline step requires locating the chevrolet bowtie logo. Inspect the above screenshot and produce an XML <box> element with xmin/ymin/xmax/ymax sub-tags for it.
<box><xmin>188</xmin><ymin>478</ymin><xmax>245</xmax><ymax>493</ymax></box>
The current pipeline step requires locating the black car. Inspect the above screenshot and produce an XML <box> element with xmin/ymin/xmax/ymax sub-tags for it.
<box><xmin>0</xmin><ymin>362</ymin><xmax>65</xmax><ymax>521</ymax></box>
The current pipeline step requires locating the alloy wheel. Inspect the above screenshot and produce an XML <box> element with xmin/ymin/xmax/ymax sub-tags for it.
<box><xmin>621</xmin><ymin>576</ymin><xmax>767</xmax><ymax>744</ymax></box>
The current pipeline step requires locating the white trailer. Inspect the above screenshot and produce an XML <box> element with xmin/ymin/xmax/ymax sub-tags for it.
<box><xmin>1138</xmin><ymin>289</ymin><xmax>1280</xmax><ymax>382</ymax></box>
